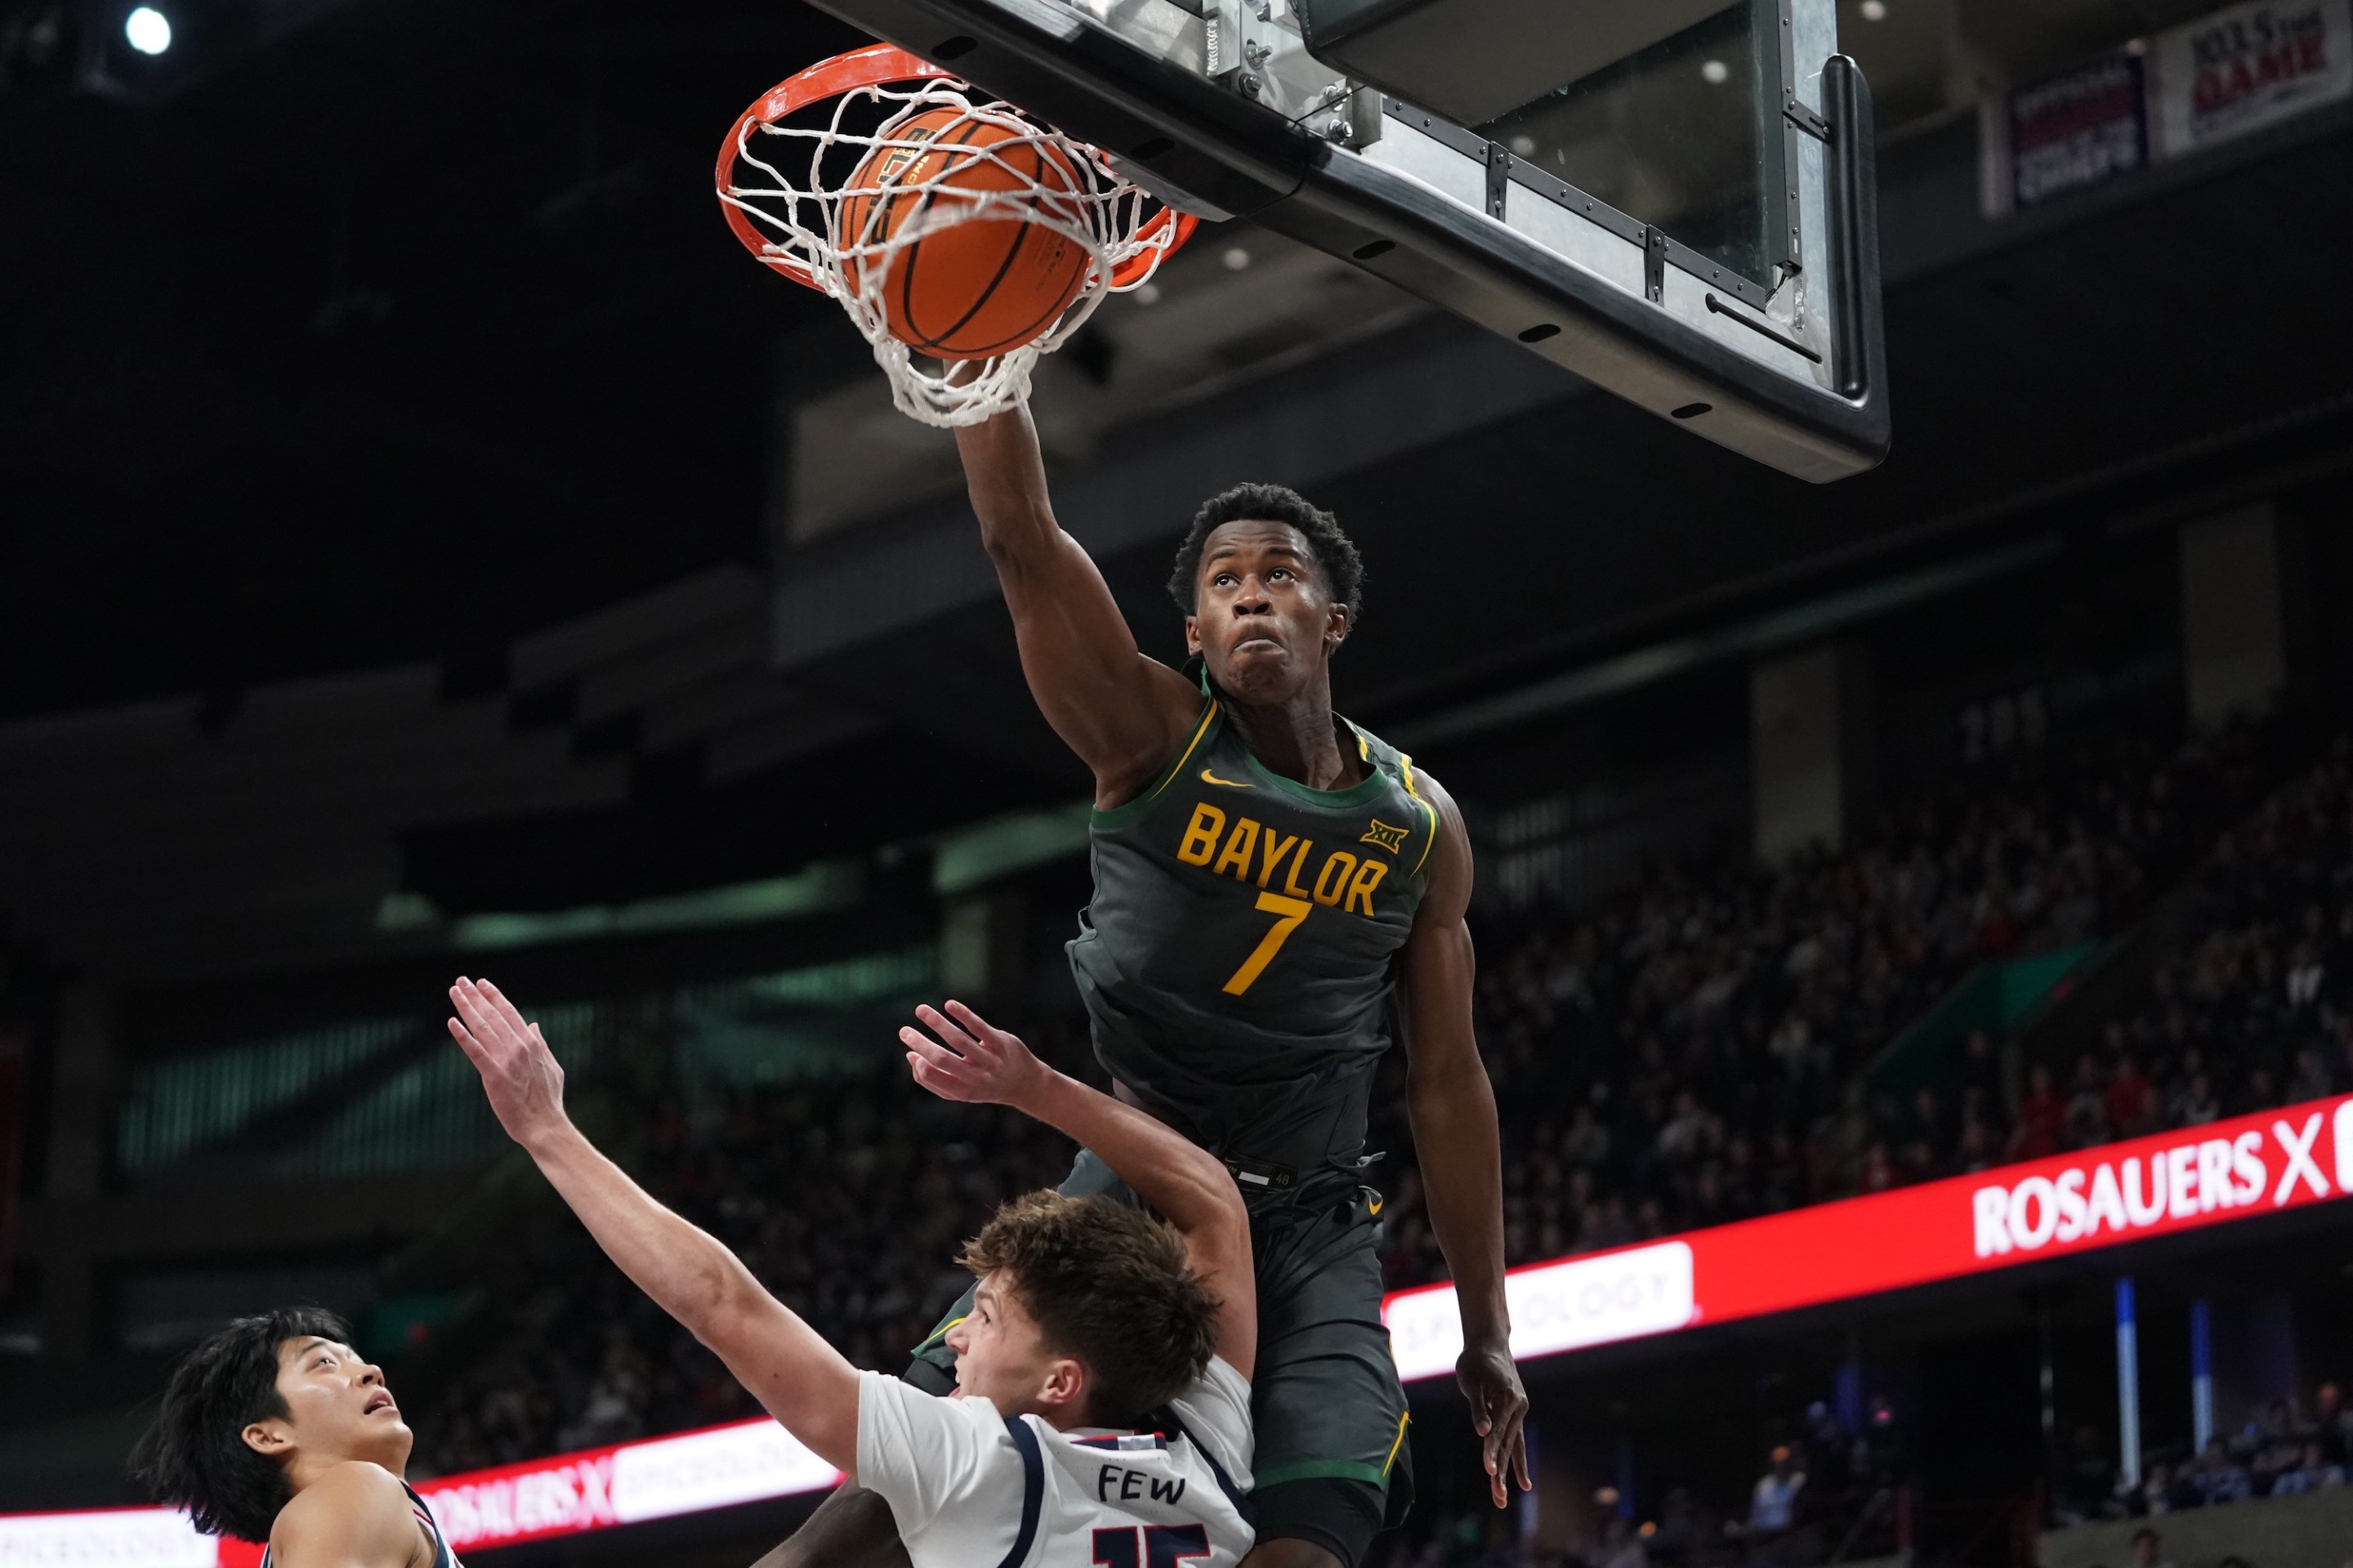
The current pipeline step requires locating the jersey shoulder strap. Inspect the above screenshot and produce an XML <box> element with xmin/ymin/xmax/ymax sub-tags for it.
<box><xmin>1145</xmin><ymin>1405</ymin><xmax>1254</xmax><ymax>1526</ymax></box>
<box><xmin>996</xmin><ymin>1416</ymin><xmax>1047</xmax><ymax>1568</ymax></box>
<box><xmin>400</xmin><ymin>1483</ymin><xmax>454</xmax><ymax>1568</ymax></box>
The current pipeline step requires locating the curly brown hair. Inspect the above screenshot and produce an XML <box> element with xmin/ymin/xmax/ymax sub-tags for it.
<box><xmin>959</xmin><ymin>1191</ymin><xmax>1219</xmax><ymax>1427</ymax></box>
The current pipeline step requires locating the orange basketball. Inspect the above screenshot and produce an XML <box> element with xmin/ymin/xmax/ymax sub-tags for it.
<box><xmin>837</xmin><ymin>105</ymin><xmax>1092</xmax><ymax>360</ymax></box>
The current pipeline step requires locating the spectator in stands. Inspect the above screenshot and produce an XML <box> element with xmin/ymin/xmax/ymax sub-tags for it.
<box><xmin>2135</xmin><ymin>1460</ymin><xmax>2173</xmax><ymax>1517</ymax></box>
<box><xmin>2011</xmin><ymin>1064</ymin><xmax>2066</xmax><ymax>1159</ymax></box>
<box><xmin>2064</xmin><ymin>1054</ymin><xmax>2110</xmax><ymax>1148</ymax></box>
<box><xmin>2249</xmin><ymin>1400</ymin><xmax>2304</xmax><ymax>1494</ymax></box>
<box><xmin>2269</xmin><ymin>1441</ymin><xmax>2345</xmax><ymax>1495</ymax></box>
<box><xmin>2175</xmin><ymin>1070</ymin><xmax>2222</xmax><ymax>1126</ymax></box>
<box><xmin>2105</xmin><ymin>1046</ymin><xmax>2160</xmax><ymax>1137</ymax></box>
<box><xmin>2187</xmin><ymin>1435</ymin><xmax>2253</xmax><ymax>1507</ymax></box>
<box><xmin>2056</xmin><ymin>1425</ymin><xmax>2114</xmax><ymax>1524</ymax></box>
<box><xmin>1745</xmin><ymin>1445</ymin><xmax>1806</xmax><ymax>1538</ymax></box>
<box><xmin>2306</xmin><ymin>1383</ymin><xmax>2351</xmax><ymax>1464</ymax></box>
<box><xmin>2128</xmin><ymin>1526</ymin><xmax>2173</xmax><ymax>1568</ymax></box>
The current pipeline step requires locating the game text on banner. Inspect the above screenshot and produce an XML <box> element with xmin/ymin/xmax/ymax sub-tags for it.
<box><xmin>609</xmin><ymin>1418</ymin><xmax>843</xmax><ymax>1524</ymax></box>
<box><xmin>0</xmin><ymin>1507</ymin><xmax>216</xmax><ymax>1568</ymax></box>
<box><xmin>1386</xmin><ymin>1241</ymin><xmax>1695</xmax><ymax>1382</ymax></box>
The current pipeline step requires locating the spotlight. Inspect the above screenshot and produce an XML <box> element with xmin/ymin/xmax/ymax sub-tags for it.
<box><xmin>1700</xmin><ymin>58</ymin><xmax>1730</xmax><ymax>84</ymax></box>
<box><xmin>1860</xmin><ymin>0</ymin><xmax>1887</xmax><ymax>19</ymax></box>
<box><xmin>124</xmin><ymin>5</ymin><xmax>171</xmax><ymax>55</ymax></box>
<box><xmin>1221</xmin><ymin>246</ymin><xmax>1252</xmax><ymax>271</ymax></box>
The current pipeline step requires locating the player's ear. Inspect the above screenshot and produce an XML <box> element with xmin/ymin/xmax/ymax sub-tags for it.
<box><xmin>1325</xmin><ymin>601</ymin><xmax>1350</xmax><ymax>649</ymax></box>
<box><xmin>1184</xmin><ymin>613</ymin><xmax>1202</xmax><ymax>656</ymax></box>
<box><xmin>1040</xmin><ymin>1354</ymin><xmax>1087</xmax><ymax>1415</ymax></box>
<box><xmin>242</xmin><ymin>1418</ymin><xmax>293</xmax><ymax>1459</ymax></box>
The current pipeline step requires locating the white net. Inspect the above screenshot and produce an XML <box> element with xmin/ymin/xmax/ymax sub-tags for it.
<box><xmin>721</xmin><ymin>76</ymin><xmax>1185</xmax><ymax>427</ymax></box>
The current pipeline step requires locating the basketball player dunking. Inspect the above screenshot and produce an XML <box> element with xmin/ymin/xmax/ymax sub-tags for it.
<box><xmin>778</xmin><ymin>400</ymin><xmax>1526</xmax><ymax>1568</ymax></box>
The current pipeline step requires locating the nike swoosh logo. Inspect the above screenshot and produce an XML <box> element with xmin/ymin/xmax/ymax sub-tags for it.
<box><xmin>1200</xmin><ymin>769</ymin><xmax>1254</xmax><ymax>788</ymax></box>
<box><xmin>1367</xmin><ymin>1199</ymin><xmax>1384</xmax><ymax>1217</ymax></box>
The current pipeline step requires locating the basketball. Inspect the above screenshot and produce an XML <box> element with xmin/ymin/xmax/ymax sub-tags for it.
<box><xmin>837</xmin><ymin>105</ymin><xmax>1091</xmax><ymax>360</ymax></box>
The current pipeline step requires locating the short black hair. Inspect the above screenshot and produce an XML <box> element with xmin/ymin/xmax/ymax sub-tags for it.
<box><xmin>1167</xmin><ymin>483</ymin><xmax>1364</xmax><ymax>623</ymax></box>
<box><xmin>129</xmin><ymin>1307</ymin><xmax>354</xmax><ymax>1543</ymax></box>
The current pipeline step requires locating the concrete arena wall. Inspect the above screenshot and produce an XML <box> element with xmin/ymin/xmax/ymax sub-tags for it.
<box><xmin>2039</xmin><ymin>1485</ymin><xmax>2353</xmax><ymax>1568</ymax></box>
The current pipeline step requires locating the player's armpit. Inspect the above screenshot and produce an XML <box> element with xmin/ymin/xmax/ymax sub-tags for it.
<box><xmin>952</xmin><ymin>403</ymin><xmax>1201</xmax><ymax>804</ymax></box>
<box><xmin>265</xmin><ymin>1462</ymin><xmax>431</xmax><ymax>1568</ymax></box>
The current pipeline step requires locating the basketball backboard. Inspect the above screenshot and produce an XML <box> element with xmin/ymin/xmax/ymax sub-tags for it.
<box><xmin>797</xmin><ymin>0</ymin><xmax>1888</xmax><ymax>482</ymax></box>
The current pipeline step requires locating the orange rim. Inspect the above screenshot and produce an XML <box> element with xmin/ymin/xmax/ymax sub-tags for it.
<box><xmin>717</xmin><ymin>43</ymin><xmax>1195</xmax><ymax>295</ymax></box>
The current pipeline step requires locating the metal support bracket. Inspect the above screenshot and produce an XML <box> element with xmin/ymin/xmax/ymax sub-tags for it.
<box><xmin>1485</xmin><ymin>143</ymin><xmax>1511</xmax><ymax>220</ymax></box>
<box><xmin>1643</xmin><ymin>226</ymin><xmax>1668</xmax><ymax>304</ymax></box>
<box><xmin>1783</xmin><ymin>96</ymin><xmax>1830</xmax><ymax>141</ymax></box>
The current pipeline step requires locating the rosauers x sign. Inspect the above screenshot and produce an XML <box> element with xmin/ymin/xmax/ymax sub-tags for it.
<box><xmin>1384</xmin><ymin>1092</ymin><xmax>2353</xmax><ymax>1380</ymax></box>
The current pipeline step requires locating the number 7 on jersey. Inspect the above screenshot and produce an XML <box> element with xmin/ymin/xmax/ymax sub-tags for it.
<box><xmin>1221</xmin><ymin>892</ymin><xmax>1312</xmax><ymax>995</ymax></box>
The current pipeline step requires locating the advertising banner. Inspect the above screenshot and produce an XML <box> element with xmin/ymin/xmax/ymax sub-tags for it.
<box><xmin>1386</xmin><ymin>1092</ymin><xmax>2353</xmax><ymax>1380</ymax></box>
<box><xmin>2006</xmin><ymin>52</ymin><xmax>2151</xmax><ymax>208</ymax></box>
<box><xmin>2151</xmin><ymin>0</ymin><xmax>2353</xmax><ymax>154</ymax></box>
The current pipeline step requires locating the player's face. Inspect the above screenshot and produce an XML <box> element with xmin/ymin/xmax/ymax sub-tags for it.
<box><xmin>944</xmin><ymin>1273</ymin><xmax>1087</xmax><ymax>1422</ymax></box>
<box><xmin>1185</xmin><ymin>521</ymin><xmax>1347</xmax><ymax>704</ymax></box>
<box><xmin>242</xmin><ymin>1336</ymin><xmax>413</xmax><ymax>1476</ymax></box>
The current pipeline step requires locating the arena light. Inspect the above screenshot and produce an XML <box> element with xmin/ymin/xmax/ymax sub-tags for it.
<box><xmin>1384</xmin><ymin>1092</ymin><xmax>2353</xmax><ymax>1381</ymax></box>
<box><xmin>123</xmin><ymin>5</ymin><xmax>171</xmax><ymax>54</ymax></box>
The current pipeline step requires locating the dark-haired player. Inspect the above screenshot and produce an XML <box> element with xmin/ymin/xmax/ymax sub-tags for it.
<box><xmin>782</xmin><ymin>403</ymin><xmax>1525</xmax><ymax>1568</ymax></box>
<box><xmin>447</xmin><ymin>977</ymin><xmax>1260</xmax><ymax>1566</ymax></box>
<box><xmin>130</xmin><ymin>1307</ymin><xmax>458</xmax><ymax>1568</ymax></box>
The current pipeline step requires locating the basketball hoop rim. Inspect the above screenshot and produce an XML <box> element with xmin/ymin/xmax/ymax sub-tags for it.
<box><xmin>716</xmin><ymin>42</ymin><xmax>1195</xmax><ymax>293</ymax></box>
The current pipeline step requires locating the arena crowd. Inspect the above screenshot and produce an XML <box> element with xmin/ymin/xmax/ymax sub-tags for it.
<box><xmin>412</xmin><ymin>718</ymin><xmax>2353</xmax><ymax>1568</ymax></box>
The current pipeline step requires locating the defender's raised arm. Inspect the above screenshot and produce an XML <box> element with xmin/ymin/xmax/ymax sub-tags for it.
<box><xmin>900</xmin><ymin>999</ymin><xmax>1257</xmax><ymax>1381</ymax></box>
<box><xmin>954</xmin><ymin>402</ymin><xmax>1201</xmax><ymax>805</ymax></box>
<box><xmin>447</xmin><ymin>978</ymin><xmax>863</xmax><ymax>1472</ymax></box>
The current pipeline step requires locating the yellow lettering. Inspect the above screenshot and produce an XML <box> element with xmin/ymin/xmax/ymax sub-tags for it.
<box><xmin>1282</xmin><ymin>839</ymin><xmax>1316</xmax><ymax>900</ymax></box>
<box><xmin>1345</xmin><ymin>858</ymin><xmax>1388</xmax><ymax>916</ymax></box>
<box><xmin>1257</xmin><ymin>829</ymin><xmax>1300</xmax><ymax>888</ymax></box>
<box><xmin>1212</xmin><ymin>817</ymin><xmax>1260</xmax><ymax>880</ymax></box>
<box><xmin>1177</xmin><ymin>803</ymin><xmax>1226</xmax><ymax>866</ymax></box>
<box><xmin>1312</xmin><ymin>851</ymin><xmax>1358</xmax><ymax>907</ymax></box>
<box><xmin>1223</xmin><ymin>893</ymin><xmax>1313</xmax><ymax>995</ymax></box>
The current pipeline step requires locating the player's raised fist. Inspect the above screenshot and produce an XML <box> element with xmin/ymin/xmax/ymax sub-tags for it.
<box><xmin>448</xmin><ymin>976</ymin><xmax>569</xmax><ymax>1150</ymax></box>
<box><xmin>900</xmin><ymin>1000</ymin><xmax>1051</xmax><ymax>1111</ymax></box>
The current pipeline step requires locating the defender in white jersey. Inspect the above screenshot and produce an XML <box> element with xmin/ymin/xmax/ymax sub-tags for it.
<box><xmin>447</xmin><ymin>978</ymin><xmax>1259</xmax><ymax>1568</ymax></box>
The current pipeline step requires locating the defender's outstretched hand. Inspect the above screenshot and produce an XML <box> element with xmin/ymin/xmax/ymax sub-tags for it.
<box><xmin>900</xmin><ymin>1000</ymin><xmax>1051</xmax><ymax>1111</ymax></box>
<box><xmin>448</xmin><ymin>977</ymin><xmax>568</xmax><ymax>1150</ymax></box>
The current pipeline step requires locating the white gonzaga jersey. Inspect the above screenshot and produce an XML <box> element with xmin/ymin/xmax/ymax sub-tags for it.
<box><xmin>856</xmin><ymin>1360</ymin><xmax>1255</xmax><ymax>1568</ymax></box>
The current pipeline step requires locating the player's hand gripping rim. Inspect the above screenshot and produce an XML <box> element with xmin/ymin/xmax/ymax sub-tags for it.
<box><xmin>447</xmin><ymin>976</ymin><xmax>570</xmax><ymax>1152</ymax></box>
<box><xmin>900</xmin><ymin>1000</ymin><xmax>1053</xmax><ymax>1111</ymax></box>
<box><xmin>1458</xmin><ymin>1338</ymin><xmax>1532</xmax><ymax>1508</ymax></box>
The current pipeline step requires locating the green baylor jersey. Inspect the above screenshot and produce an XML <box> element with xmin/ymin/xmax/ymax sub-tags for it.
<box><xmin>1069</xmin><ymin>684</ymin><xmax>1442</xmax><ymax>1185</ymax></box>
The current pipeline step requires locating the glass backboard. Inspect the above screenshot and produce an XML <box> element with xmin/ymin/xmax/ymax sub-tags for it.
<box><xmin>797</xmin><ymin>0</ymin><xmax>1888</xmax><ymax>481</ymax></box>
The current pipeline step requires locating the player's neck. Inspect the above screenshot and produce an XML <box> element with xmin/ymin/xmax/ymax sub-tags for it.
<box><xmin>1224</xmin><ymin>686</ymin><xmax>1362</xmax><ymax>792</ymax></box>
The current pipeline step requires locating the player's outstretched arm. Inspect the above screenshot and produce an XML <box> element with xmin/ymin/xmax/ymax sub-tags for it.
<box><xmin>900</xmin><ymin>999</ymin><xmax>1257</xmax><ymax>1380</ymax></box>
<box><xmin>266</xmin><ymin>1460</ymin><xmax>432</xmax><ymax>1568</ymax></box>
<box><xmin>446</xmin><ymin>978</ymin><xmax>860</xmax><ymax>1472</ymax></box>
<box><xmin>1395</xmin><ymin>773</ymin><xmax>1529</xmax><ymax>1510</ymax></box>
<box><xmin>953</xmin><ymin>402</ymin><xmax>1202</xmax><ymax>806</ymax></box>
